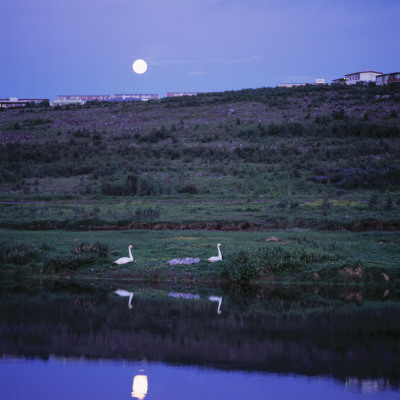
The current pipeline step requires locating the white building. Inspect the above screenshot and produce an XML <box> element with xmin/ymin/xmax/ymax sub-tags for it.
<box><xmin>113</xmin><ymin>94</ymin><xmax>159</xmax><ymax>101</ymax></box>
<box><xmin>278</xmin><ymin>83</ymin><xmax>306</xmax><ymax>88</ymax></box>
<box><xmin>344</xmin><ymin>71</ymin><xmax>383</xmax><ymax>85</ymax></box>
<box><xmin>0</xmin><ymin>97</ymin><xmax>48</xmax><ymax>109</ymax></box>
<box><xmin>166</xmin><ymin>92</ymin><xmax>198</xmax><ymax>97</ymax></box>
<box><xmin>376</xmin><ymin>72</ymin><xmax>400</xmax><ymax>86</ymax></box>
<box><xmin>51</xmin><ymin>97</ymin><xmax>85</xmax><ymax>106</ymax></box>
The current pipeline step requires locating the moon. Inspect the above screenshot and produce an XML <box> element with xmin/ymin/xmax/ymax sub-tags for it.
<box><xmin>132</xmin><ymin>59</ymin><xmax>147</xmax><ymax>74</ymax></box>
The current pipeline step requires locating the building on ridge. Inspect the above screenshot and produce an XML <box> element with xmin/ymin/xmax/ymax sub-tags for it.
<box><xmin>344</xmin><ymin>71</ymin><xmax>383</xmax><ymax>85</ymax></box>
<box><xmin>166</xmin><ymin>92</ymin><xmax>199</xmax><ymax>97</ymax></box>
<box><xmin>376</xmin><ymin>72</ymin><xmax>400</xmax><ymax>86</ymax></box>
<box><xmin>113</xmin><ymin>94</ymin><xmax>159</xmax><ymax>101</ymax></box>
<box><xmin>0</xmin><ymin>97</ymin><xmax>49</xmax><ymax>109</ymax></box>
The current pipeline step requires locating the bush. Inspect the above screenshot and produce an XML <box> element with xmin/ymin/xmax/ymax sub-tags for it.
<box><xmin>134</xmin><ymin>207</ymin><xmax>160</xmax><ymax>223</ymax></box>
<box><xmin>179</xmin><ymin>183</ymin><xmax>199</xmax><ymax>194</ymax></box>
<box><xmin>101</xmin><ymin>181</ymin><xmax>125</xmax><ymax>196</ymax></box>
<box><xmin>137</xmin><ymin>175</ymin><xmax>161</xmax><ymax>196</ymax></box>
<box><xmin>0</xmin><ymin>242</ymin><xmax>41</xmax><ymax>265</ymax></box>
<box><xmin>44</xmin><ymin>253</ymin><xmax>98</xmax><ymax>271</ymax></box>
<box><xmin>70</xmin><ymin>241</ymin><xmax>110</xmax><ymax>257</ymax></box>
<box><xmin>222</xmin><ymin>249</ymin><xmax>261</xmax><ymax>281</ymax></box>
<box><xmin>222</xmin><ymin>244</ymin><xmax>337</xmax><ymax>281</ymax></box>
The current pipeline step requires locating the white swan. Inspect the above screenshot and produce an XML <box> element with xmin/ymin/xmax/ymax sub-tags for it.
<box><xmin>114</xmin><ymin>289</ymin><xmax>134</xmax><ymax>309</ymax></box>
<box><xmin>208</xmin><ymin>296</ymin><xmax>222</xmax><ymax>314</ymax></box>
<box><xmin>208</xmin><ymin>243</ymin><xmax>222</xmax><ymax>262</ymax></box>
<box><xmin>114</xmin><ymin>245</ymin><xmax>134</xmax><ymax>265</ymax></box>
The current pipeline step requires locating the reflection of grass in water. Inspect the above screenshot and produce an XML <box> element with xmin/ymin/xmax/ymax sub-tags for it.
<box><xmin>2</xmin><ymin>279</ymin><xmax>399</xmax><ymax>383</ymax></box>
<box><xmin>1</xmin><ymin>277</ymin><xmax>398</xmax><ymax>323</ymax></box>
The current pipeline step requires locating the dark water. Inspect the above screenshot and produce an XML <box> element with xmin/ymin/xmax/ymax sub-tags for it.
<box><xmin>1</xmin><ymin>281</ymin><xmax>399</xmax><ymax>399</ymax></box>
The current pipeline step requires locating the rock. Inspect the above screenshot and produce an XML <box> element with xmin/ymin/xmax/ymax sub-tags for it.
<box><xmin>168</xmin><ymin>257</ymin><xmax>201</xmax><ymax>265</ymax></box>
<box><xmin>266</xmin><ymin>236</ymin><xmax>279</xmax><ymax>242</ymax></box>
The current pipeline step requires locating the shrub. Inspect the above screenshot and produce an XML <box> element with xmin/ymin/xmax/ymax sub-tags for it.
<box><xmin>290</xmin><ymin>200</ymin><xmax>300</xmax><ymax>212</ymax></box>
<box><xmin>0</xmin><ymin>242</ymin><xmax>41</xmax><ymax>265</ymax></box>
<box><xmin>134</xmin><ymin>207</ymin><xmax>160</xmax><ymax>223</ymax></box>
<box><xmin>101</xmin><ymin>181</ymin><xmax>125</xmax><ymax>196</ymax></box>
<box><xmin>70</xmin><ymin>241</ymin><xmax>110</xmax><ymax>257</ymax></box>
<box><xmin>222</xmin><ymin>249</ymin><xmax>261</xmax><ymax>281</ymax></box>
<box><xmin>179</xmin><ymin>183</ymin><xmax>199</xmax><ymax>194</ymax></box>
<box><xmin>137</xmin><ymin>175</ymin><xmax>161</xmax><ymax>196</ymax></box>
<box><xmin>222</xmin><ymin>244</ymin><xmax>337</xmax><ymax>281</ymax></box>
<box><xmin>331</xmin><ymin>109</ymin><xmax>347</xmax><ymax>120</ymax></box>
<box><xmin>44</xmin><ymin>253</ymin><xmax>98</xmax><ymax>271</ymax></box>
<box><xmin>277</xmin><ymin>198</ymin><xmax>288</xmax><ymax>209</ymax></box>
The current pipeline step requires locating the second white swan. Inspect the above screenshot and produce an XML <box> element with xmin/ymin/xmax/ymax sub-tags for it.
<box><xmin>114</xmin><ymin>245</ymin><xmax>134</xmax><ymax>265</ymax></box>
<box><xmin>208</xmin><ymin>243</ymin><xmax>222</xmax><ymax>262</ymax></box>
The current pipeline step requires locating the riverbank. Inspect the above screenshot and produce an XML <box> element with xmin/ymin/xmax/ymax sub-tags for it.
<box><xmin>1</xmin><ymin>228</ymin><xmax>399</xmax><ymax>287</ymax></box>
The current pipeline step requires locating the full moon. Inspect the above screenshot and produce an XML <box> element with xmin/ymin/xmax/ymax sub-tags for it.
<box><xmin>132</xmin><ymin>59</ymin><xmax>147</xmax><ymax>74</ymax></box>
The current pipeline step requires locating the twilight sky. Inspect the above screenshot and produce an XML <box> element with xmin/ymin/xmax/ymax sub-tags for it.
<box><xmin>1</xmin><ymin>0</ymin><xmax>399</xmax><ymax>100</ymax></box>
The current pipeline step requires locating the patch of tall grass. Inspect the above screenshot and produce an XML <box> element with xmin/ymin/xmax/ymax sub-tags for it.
<box><xmin>0</xmin><ymin>241</ymin><xmax>46</xmax><ymax>265</ymax></box>
<box><xmin>44</xmin><ymin>241</ymin><xmax>110</xmax><ymax>271</ymax></box>
<box><xmin>222</xmin><ymin>243</ymin><xmax>339</xmax><ymax>281</ymax></box>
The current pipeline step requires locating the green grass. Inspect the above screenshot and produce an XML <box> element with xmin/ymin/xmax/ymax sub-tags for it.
<box><xmin>1</xmin><ymin>85</ymin><xmax>399</xmax><ymax>287</ymax></box>
<box><xmin>1</xmin><ymin>228</ymin><xmax>399</xmax><ymax>286</ymax></box>
<box><xmin>0</xmin><ymin>193</ymin><xmax>399</xmax><ymax>232</ymax></box>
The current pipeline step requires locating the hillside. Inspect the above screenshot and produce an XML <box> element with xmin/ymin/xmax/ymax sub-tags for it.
<box><xmin>1</xmin><ymin>84</ymin><xmax>400</xmax><ymax>230</ymax></box>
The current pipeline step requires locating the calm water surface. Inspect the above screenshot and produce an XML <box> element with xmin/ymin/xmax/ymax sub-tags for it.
<box><xmin>0</xmin><ymin>281</ymin><xmax>399</xmax><ymax>399</ymax></box>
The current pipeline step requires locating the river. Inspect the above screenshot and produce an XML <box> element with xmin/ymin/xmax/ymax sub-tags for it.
<box><xmin>0</xmin><ymin>280</ymin><xmax>399</xmax><ymax>399</ymax></box>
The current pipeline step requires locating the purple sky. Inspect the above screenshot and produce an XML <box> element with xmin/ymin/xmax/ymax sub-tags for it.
<box><xmin>1</xmin><ymin>0</ymin><xmax>399</xmax><ymax>100</ymax></box>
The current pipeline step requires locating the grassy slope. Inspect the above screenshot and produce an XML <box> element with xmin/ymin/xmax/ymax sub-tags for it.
<box><xmin>0</xmin><ymin>84</ymin><xmax>399</xmax><ymax>229</ymax></box>
<box><xmin>0</xmin><ymin>85</ymin><xmax>400</xmax><ymax>285</ymax></box>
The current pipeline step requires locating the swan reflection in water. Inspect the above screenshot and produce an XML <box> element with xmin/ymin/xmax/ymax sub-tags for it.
<box><xmin>208</xmin><ymin>296</ymin><xmax>222</xmax><ymax>314</ymax></box>
<box><xmin>168</xmin><ymin>292</ymin><xmax>222</xmax><ymax>314</ymax></box>
<box><xmin>132</xmin><ymin>373</ymin><xmax>148</xmax><ymax>399</ymax></box>
<box><xmin>114</xmin><ymin>290</ymin><xmax>222</xmax><ymax>314</ymax></box>
<box><xmin>114</xmin><ymin>289</ymin><xmax>134</xmax><ymax>309</ymax></box>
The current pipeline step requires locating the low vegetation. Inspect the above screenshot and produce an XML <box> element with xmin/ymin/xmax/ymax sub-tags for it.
<box><xmin>0</xmin><ymin>84</ymin><xmax>399</xmax><ymax>286</ymax></box>
<box><xmin>0</xmin><ymin>84</ymin><xmax>399</xmax><ymax>212</ymax></box>
<box><xmin>0</xmin><ymin>229</ymin><xmax>398</xmax><ymax>286</ymax></box>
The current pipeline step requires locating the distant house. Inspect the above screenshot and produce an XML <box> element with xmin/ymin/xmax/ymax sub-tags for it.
<box><xmin>332</xmin><ymin>78</ymin><xmax>347</xmax><ymax>85</ymax></box>
<box><xmin>166</xmin><ymin>92</ymin><xmax>198</xmax><ymax>97</ymax></box>
<box><xmin>344</xmin><ymin>71</ymin><xmax>383</xmax><ymax>85</ymax></box>
<box><xmin>56</xmin><ymin>95</ymin><xmax>111</xmax><ymax>102</ymax></box>
<box><xmin>51</xmin><ymin>96</ymin><xmax>85</xmax><ymax>106</ymax></box>
<box><xmin>376</xmin><ymin>72</ymin><xmax>400</xmax><ymax>86</ymax></box>
<box><xmin>278</xmin><ymin>83</ymin><xmax>306</xmax><ymax>88</ymax></box>
<box><xmin>19</xmin><ymin>98</ymin><xmax>48</xmax><ymax>104</ymax></box>
<box><xmin>113</xmin><ymin>94</ymin><xmax>159</xmax><ymax>101</ymax></box>
<box><xmin>0</xmin><ymin>97</ymin><xmax>48</xmax><ymax>109</ymax></box>
<box><xmin>52</xmin><ymin>94</ymin><xmax>159</xmax><ymax>105</ymax></box>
